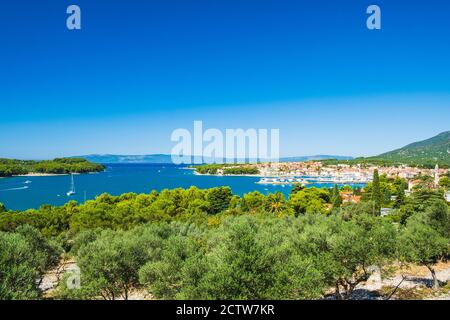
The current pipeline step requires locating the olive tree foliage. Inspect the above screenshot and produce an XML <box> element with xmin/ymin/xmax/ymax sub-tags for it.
<box><xmin>138</xmin><ymin>214</ymin><xmax>399</xmax><ymax>300</ymax></box>
<box><xmin>296</xmin><ymin>214</ymin><xmax>397</xmax><ymax>299</ymax></box>
<box><xmin>15</xmin><ymin>225</ymin><xmax>62</xmax><ymax>279</ymax></box>
<box><xmin>55</xmin><ymin>223</ymin><xmax>175</xmax><ymax>300</ymax></box>
<box><xmin>0</xmin><ymin>232</ymin><xmax>40</xmax><ymax>300</ymax></box>
<box><xmin>399</xmin><ymin>201</ymin><xmax>450</xmax><ymax>289</ymax></box>
<box><xmin>191</xmin><ymin>217</ymin><xmax>324</xmax><ymax>299</ymax></box>
<box><xmin>138</xmin><ymin>226</ymin><xmax>205</xmax><ymax>299</ymax></box>
<box><xmin>139</xmin><ymin>216</ymin><xmax>325</xmax><ymax>299</ymax></box>
<box><xmin>330</xmin><ymin>215</ymin><xmax>397</xmax><ymax>299</ymax></box>
<box><xmin>0</xmin><ymin>226</ymin><xmax>61</xmax><ymax>300</ymax></box>
<box><xmin>53</xmin><ymin>212</ymin><xmax>403</xmax><ymax>300</ymax></box>
<box><xmin>2</xmin><ymin>182</ymin><xmax>450</xmax><ymax>301</ymax></box>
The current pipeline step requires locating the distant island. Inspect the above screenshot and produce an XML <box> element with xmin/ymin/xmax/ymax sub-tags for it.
<box><xmin>0</xmin><ymin>158</ymin><xmax>105</xmax><ymax>177</ymax></box>
<box><xmin>74</xmin><ymin>154</ymin><xmax>176</xmax><ymax>164</ymax></box>
<box><xmin>74</xmin><ymin>154</ymin><xmax>353</xmax><ymax>164</ymax></box>
<box><xmin>77</xmin><ymin>131</ymin><xmax>450</xmax><ymax>169</ymax></box>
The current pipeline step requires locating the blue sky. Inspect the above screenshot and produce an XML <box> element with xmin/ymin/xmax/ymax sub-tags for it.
<box><xmin>1</xmin><ymin>0</ymin><xmax>449</xmax><ymax>159</ymax></box>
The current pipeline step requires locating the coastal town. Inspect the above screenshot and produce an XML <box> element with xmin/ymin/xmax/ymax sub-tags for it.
<box><xmin>196</xmin><ymin>161</ymin><xmax>450</xmax><ymax>203</ymax></box>
<box><xmin>207</xmin><ymin>161</ymin><xmax>447</xmax><ymax>183</ymax></box>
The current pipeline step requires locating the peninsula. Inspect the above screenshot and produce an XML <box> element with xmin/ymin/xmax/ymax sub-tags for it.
<box><xmin>0</xmin><ymin>158</ymin><xmax>105</xmax><ymax>177</ymax></box>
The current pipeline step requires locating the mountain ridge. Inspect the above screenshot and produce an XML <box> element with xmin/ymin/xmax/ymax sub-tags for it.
<box><xmin>73</xmin><ymin>131</ymin><xmax>450</xmax><ymax>167</ymax></box>
<box><xmin>374</xmin><ymin>131</ymin><xmax>450</xmax><ymax>166</ymax></box>
<box><xmin>74</xmin><ymin>154</ymin><xmax>353</xmax><ymax>164</ymax></box>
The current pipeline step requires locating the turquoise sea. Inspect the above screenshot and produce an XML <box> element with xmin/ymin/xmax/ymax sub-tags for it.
<box><xmin>0</xmin><ymin>164</ymin><xmax>366</xmax><ymax>211</ymax></box>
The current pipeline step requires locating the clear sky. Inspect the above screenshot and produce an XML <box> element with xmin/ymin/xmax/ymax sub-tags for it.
<box><xmin>1</xmin><ymin>0</ymin><xmax>449</xmax><ymax>159</ymax></box>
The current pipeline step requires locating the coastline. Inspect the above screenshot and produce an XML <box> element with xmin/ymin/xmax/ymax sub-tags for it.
<box><xmin>193</xmin><ymin>171</ymin><xmax>264</xmax><ymax>178</ymax></box>
<box><xmin>14</xmin><ymin>173</ymin><xmax>70</xmax><ymax>177</ymax></box>
<box><xmin>9</xmin><ymin>171</ymin><xmax>100</xmax><ymax>178</ymax></box>
<box><xmin>193</xmin><ymin>171</ymin><xmax>369</xmax><ymax>185</ymax></box>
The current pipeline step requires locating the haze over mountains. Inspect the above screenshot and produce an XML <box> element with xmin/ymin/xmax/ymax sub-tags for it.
<box><xmin>75</xmin><ymin>131</ymin><xmax>450</xmax><ymax>165</ymax></box>
<box><xmin>76</xmin><ymin>154</ymin><xmax>353</xmax><ymax>164</ymax></box>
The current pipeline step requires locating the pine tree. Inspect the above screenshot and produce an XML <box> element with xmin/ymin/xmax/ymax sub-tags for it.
<box><xmin>372</xmin><ymin>169</ymin><xmax>382</xmax><ymax>215</ymax></box>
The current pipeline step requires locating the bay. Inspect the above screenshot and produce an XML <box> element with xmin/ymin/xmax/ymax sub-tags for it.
<box><xmin>0</xmin><ymin>163</ymin><xmax>366</xmax><ymax>211</ymax></box>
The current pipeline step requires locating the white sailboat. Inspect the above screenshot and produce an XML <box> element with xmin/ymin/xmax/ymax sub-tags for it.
<box><xmin>67</xmin><ymin>174</ymin><xmax>76</xmax><ymax>196</ymax></box>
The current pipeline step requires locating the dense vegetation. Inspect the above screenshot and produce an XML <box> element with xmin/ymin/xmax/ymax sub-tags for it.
<box><xmin>0</xmin><ymin>172</ymin><xmax>449</xmax><ymax>300</ymax></box>
<box><xmin>0</xmin><ymin>158</ymin><xmax>105</xmax><ymax>177</ymax></box>
<box><xmin>0</xmin><ymin>225</ymin><xmax>61</xmax><ymax>299</ymax></box>
<box><xmin>195</xmin><ymin>164</ymin><xmax>260</xmax><ymax>175</ymax></box>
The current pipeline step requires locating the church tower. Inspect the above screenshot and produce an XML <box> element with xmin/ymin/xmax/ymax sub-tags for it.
<box><xmin>434</xmin><ymin>164</ymin><xmax>440</xmax><ymax>188</ymax></box>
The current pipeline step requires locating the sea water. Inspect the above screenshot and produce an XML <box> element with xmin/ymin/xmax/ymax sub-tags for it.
<box><xmin>0</xmin><ymin>163</ymin><xmax>366</xmax><ymax>211</ymax></box>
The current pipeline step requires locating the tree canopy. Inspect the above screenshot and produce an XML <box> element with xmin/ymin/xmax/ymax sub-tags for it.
<box><xmin>0</xmin><ymin>179</ymin><xmax>449</xmax><ymax>300</ymax></box>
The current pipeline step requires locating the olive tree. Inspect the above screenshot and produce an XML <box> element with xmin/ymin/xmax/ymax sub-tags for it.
<box><xmin>0</xmin><ymin>232</ymin><xmax>40</xmax><ymax>299</ymax></box>
<box><xmin>140</xmin><ymin>216</ymin><xmax>326</xmax><ymax>300</ymax></box>
<box><xmin>398</xmin><ymin>201</ymin><xmax>450</xmax><ymax>290</ymax></box>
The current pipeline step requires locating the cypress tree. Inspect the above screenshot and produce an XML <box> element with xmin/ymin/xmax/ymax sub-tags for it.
<box><xmin>372</xmin><ymin>169</ymin><xmax>382</xmax><ymax>215</ymax></box>
<box><xmin>331</xmin><ymin>185</ymin><xmax>342</xmax><ymax>209</ymax></box>
<box><xmin>394</xmin><ymin>186</ymin><xmax>406</xmax><ymax>208</ymax></box>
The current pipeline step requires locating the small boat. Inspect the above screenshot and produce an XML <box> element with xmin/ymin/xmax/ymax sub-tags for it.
<box><xmin>67</xmin><ymin>174</ymin><xmax>76</xmax><ymax>196</ymax></box>
<box><xmin>24</xmin><ymin>180</ymin><xmax>32</xmax><ymax>184</ymax></box>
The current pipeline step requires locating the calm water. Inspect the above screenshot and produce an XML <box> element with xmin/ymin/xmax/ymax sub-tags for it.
<box><xmin>0</xmin><ymin>164</ymin><xmax>366</xmax><ymax>211</ymax></box>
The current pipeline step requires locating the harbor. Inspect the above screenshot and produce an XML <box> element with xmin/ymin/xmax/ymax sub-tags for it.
<box><xmin>256</xmin><ymin>175</ymin><xmax>370</xmax><ymax>186</ymax></box>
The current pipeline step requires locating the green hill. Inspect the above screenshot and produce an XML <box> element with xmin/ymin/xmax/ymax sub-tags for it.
<box><xmin>373</xmin><ymin>131</ymin><xmax>450</xmax><ymax>167</ymax></box>
<box><xmin>0</xmin><ymin>158</ymin><xmax>105</xmax><ymax>177</ymax></box>
<box><xmin>319</xmin><ymin>131</ymin><xmax>450</xmax><ymax>168</ymax></box>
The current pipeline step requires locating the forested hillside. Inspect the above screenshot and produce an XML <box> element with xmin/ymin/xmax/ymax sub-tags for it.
<box><xmin>0</xmin><ymin>158</ymin><xmax>105</xmax><ymax>177</ymax></box>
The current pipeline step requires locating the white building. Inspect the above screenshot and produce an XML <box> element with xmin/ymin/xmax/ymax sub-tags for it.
<box><xmin>434</xmin><ymin>164</ymin><xmax>440</xmax><ymax>188</ymax></box>
<box><xmin>445</xmin><ymin>192</ymin><xmax>450</xmax><ymax>203</ymax></box>
<box><xmin>380</xmin><ymin>208</ymin><xmax>394</xmax><ymax>217</ymax></box>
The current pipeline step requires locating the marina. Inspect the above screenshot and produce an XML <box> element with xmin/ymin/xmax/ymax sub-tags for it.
<box><xmin>256</xmin><ymin>175</ymin><xmax>369</xmax><ymax>185</ymax></box>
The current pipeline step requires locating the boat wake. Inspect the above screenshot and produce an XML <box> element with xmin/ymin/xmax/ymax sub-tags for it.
<box><xmin>0</xmin><ymin>186</ymin><xmax>29</xmax><ymax>192</ymax></box>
